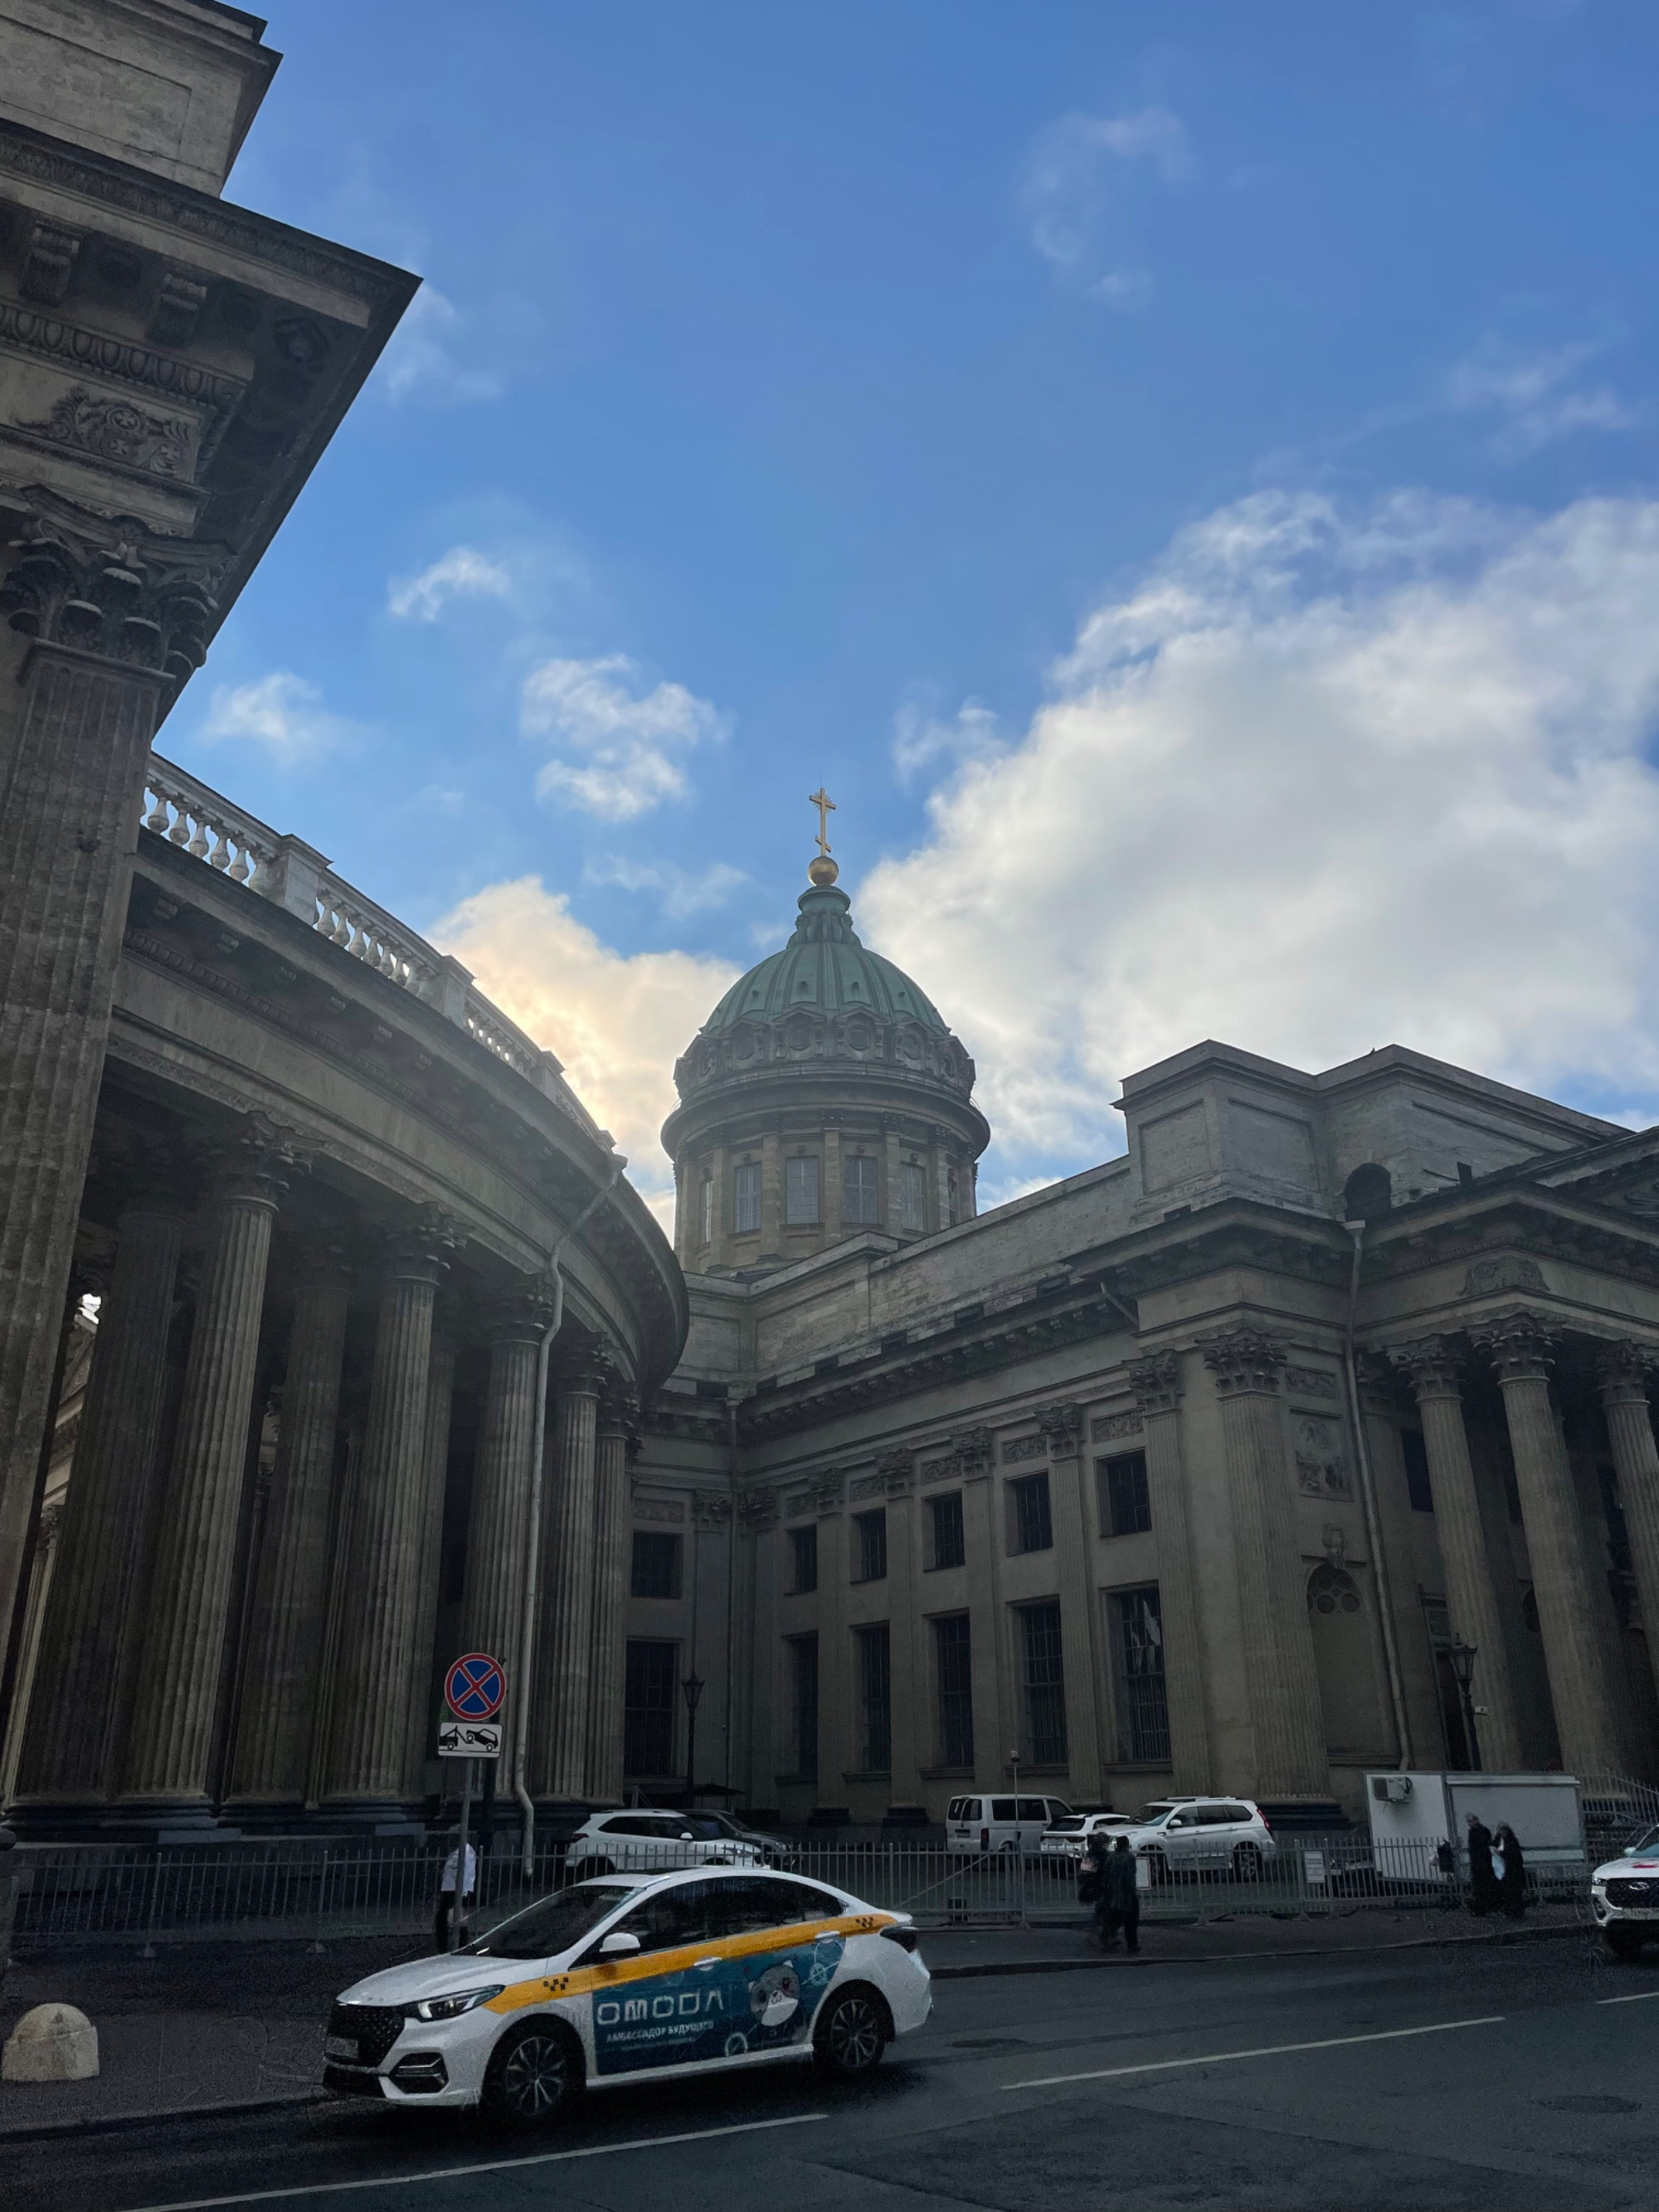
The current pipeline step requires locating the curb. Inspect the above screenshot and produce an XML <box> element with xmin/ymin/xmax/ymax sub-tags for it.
<box><xmin>0</xmin><ymin>2089</ymin><xmax>324</xmax><ymax>2145</ymax></box>
<box><xmin>929</xmin><ymin>1920</ymin><xmax>1588</xmax><ymax>1978</ymax></box>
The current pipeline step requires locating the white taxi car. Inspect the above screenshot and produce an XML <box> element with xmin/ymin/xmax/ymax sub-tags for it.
<box><xmin>1591</xmin><ymin>1822</ymin><xmax>1659</xmax><ymax>1956</ymax></box>
<box><xmin>324</xmin><ymin>1865</ymin><xmax>931</xmax><ymax>2122</ymax></box>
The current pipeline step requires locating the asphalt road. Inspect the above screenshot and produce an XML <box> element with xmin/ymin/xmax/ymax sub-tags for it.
<box><xmin>12</xmin><ymin>1933</ymin><xmax>1659</xmax><ymax>2212</ymax></box>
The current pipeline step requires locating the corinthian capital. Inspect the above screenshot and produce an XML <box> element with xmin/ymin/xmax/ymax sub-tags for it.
<box><xmin>382</xmin><ymin>1201</ymin><xmax>463</xmax><ymax>1282</ymax></box>
<box><xmin>1472</xmin><ymin>1308</ymin><xmax>1556</xmax><ymax>1385</ymax></box>
<box><xmin>1</xmin><ymin>495</ymin><xmax>225</xmax><ymax>689</ymax></box>
<box><xmin>1596</xmin><ymin>1340</ymin><xmax>1657</xmax><ymax>1408</ymax></box>
<box><xmin>211</xmin><ymin>1111</ymin><xmax>309</xmax><ymax>1206</ymax></box>
<box><xmin>1389</xmin><ymin>1335</ymin><xmax>1464</xmax><ymax>1401</ymax></box>
<box><xmin>1035</xmin><ymin>1401</ymin><xmax>1084</xmax><ymax>1454</ymax></box>
<box><xmin>1199</xmin><ymin>1325</ymin><xmax>1287</xmax><ymax>1396</ymax></box>
<box><xmin>1129</xmin><ymin>1349</ymin><xmax>1185</xmax><ymax>1415</ymax></box>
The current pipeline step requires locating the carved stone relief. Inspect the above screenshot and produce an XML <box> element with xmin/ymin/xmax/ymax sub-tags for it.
<box><xmin>1293</xmin><ymin>1413</ymin><xmax>1351</xmax><ymax>1499</ymax></box>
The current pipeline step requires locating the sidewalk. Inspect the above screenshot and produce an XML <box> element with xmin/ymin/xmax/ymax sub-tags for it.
<box><xmin>0</xmin><ymin>1906</ymin><xmax>1590</xmax><ymax>2136</ymax></box>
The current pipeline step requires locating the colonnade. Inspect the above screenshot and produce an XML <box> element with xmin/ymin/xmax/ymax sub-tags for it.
<box><xmin>7</xmin><ymin>1113</ymin><xmax>635</xmax><ymax>1831</ymax></box>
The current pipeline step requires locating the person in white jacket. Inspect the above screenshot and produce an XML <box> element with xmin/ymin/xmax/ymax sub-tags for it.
<box><xmin>434</xmin><ymin>1834</ymin><xmax>477</xmax><ymax>1952</ymax></box>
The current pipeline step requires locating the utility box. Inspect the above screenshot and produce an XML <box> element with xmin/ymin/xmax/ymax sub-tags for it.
<box><xmin>1364</xmin><ymin>1772</ymin><xmax>1585</xmax><ymax>1866</ymax></box>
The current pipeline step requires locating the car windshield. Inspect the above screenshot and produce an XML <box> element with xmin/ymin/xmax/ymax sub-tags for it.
<box><xmin>1135</xmin><ymin>1804</ymin><xmax>1176</xmax><ymax>1827</ymax></box>
<box><xmin>463</xmin><ymin>1883</ymin><xmax>635</xmax><ymax>1961</ymax></box>
<box><xmin>1624</xmin><ymin>1825</ymin><xmax>1659</xmax><ymax>1856</ymax></box>
<box><xmin>1048</xmin><ymin>1817</ymin><xmax>1085</xmax><ymax>1833</ymax></box>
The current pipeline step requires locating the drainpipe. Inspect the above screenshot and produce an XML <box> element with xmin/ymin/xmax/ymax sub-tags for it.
<box><xmin>515</xmin><ymin>1155</ymin><xmax>625</xmax><ymax>1876</ymax></box>
<box><xmin>1342</xmin><ymin>1219</ymin><xmax>1413</xmax><ymax>1769</ymax></box>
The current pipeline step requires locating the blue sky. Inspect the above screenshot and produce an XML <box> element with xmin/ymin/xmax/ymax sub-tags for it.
<box><xmin>172</xmin><ymin>2</ymin><xmax>1659</xmax><ymax>1217</ymax></box>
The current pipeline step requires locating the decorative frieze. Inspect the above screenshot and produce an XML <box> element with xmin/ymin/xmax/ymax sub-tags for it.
<box><xmin>1090</xmin><ymin>1408</ymin><xmax>1143</xmax><ymax>1444</ymax></box>
<box><xmin>878</xmin><ymin>1451</ymin><xmax>913</xmax><ymax>1495</ymax></box>
<box><xmin>693</xmin><ymin>1491</ymin><xmax>732</xmax><ymax>1527</ymax></box>
<box><xmin>633</xmin><ymin>1494</ymin><xmax>686</xmax><ymax>1525</ymax></box>
<box><xmin>1292</xmin><ymin>1413</ymin><xmax>1351</xmax><ymax>1500</ymax></box>
<box><xmin>1463</xmin><ymin>1256</ymin><xmax>1547</xmax><ymax>1299</ymax></box>
<box><xmin>921</xmin><ymin>1427</ymin><xmax>994</xmax><ymax>1484</ymax></box>
<box><xmin>1001</xmin><ymin>1434</ymin><xmax>1047</xmax><ymax>1464</ymax></box>
<box><xmin>737</xmin><ymin>1488</ymin><xmax>779</xmax><ymax>1530</ymax></box>
<box><xmin>20</xmin><ymin>386</ymin><xmax>195</xmax><ymax>479</ymax></box>
<box><xmin>848</xmin><ymin>1471</ymin><xmax>886</xmax><ymax>1502</ymax></box>
<box><xmin>1284</xmin><ymin>1365</ymin><xmax>1339</xmax><ymax>1401</ymax></box>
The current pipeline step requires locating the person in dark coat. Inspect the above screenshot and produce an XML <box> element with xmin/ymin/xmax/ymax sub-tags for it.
<box><xmin>1101</xmin><ymin>1836</ymin><xmax>1141</xmax><ymax>1954</ymax></box>
<box><xmin>1082</xmin><ymin>1828</ymin><xmax>1112</xmax><ymax>1943</ymax></box>
<box><xmin>1494</xmin><ymin>1824</ymin><xmax>1527</xmax><ymax>1920</ymax></box>
<box><xmin>1466</xmin><ymin>1812</ymin><xmax>1500</xmax><ymax>1917</ymax></box>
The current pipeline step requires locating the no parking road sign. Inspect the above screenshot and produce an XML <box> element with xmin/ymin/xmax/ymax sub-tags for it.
<box><xmin>445</xmin><ymin>1652</ymin><xmax>505</xmax><ymax>1722</ymax></box>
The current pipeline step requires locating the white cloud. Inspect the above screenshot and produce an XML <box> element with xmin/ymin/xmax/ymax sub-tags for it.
<box><xmin>387</xmin><ymin>546</ymin><xmax>513</xmax><ymax>622</ymax></box>
<box><xmin>377</xmin><ymin>286</ymin><xmax>542</xmax><ymax>405</ymax></box>
<box><xmin>893</xmin><ymin>694</ymin><xmax>1002</xmax><ymax>787</ymax></box>
<box><xmin>523</xmin><ymin>653</ymin><xmax>728</xmax><ymax>821</ymax></box>
<box><xmin>584</xmin><ymin>854</ymin><xmax>748</xmax><ymax>921</ymax></box>
<box><xmin>1022</xmin><ymin>106</ymin><xmax>1190</xmax><ymax>302</ymax></box>
<box><xmin>862</xmin><ymin>490</ymin><xmax>1659</xmax><ymax>1186</ymax></box>
<box><xmin>433</xmin><ymin>876</ymin><xmax>740</xmax><ymax>1225</ymax></box>
<box><xmin>1447</xmin><ymin>343</ymin><xmax>1637</xmax><ymax>457</ymax></box>
<box><xmin>197</xmin><ymin>672</ymin><xmax>356</xmax><ymax>767</ymax></box>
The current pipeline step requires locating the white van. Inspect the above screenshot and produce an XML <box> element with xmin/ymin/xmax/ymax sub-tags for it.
<box><xmin>946</xmin><ymin>1794</ymin><xmax>1075</xmax><ymax>1859</ymax></box>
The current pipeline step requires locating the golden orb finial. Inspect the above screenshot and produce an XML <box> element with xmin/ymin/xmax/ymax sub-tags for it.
<box><xmin>808</xmin><ymin>853</ymin><xmax>839</xmax><ymax>887</ymax></box>
<box><xmin>807</xmin><ymin>784</ymin><xmax>837</xmax><ymax>885</ymax></box>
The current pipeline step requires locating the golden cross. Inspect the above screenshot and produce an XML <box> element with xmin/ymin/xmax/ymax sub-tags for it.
<box><xmin>808</xmin><ymin>785</ymin><xmax>836</xmax><ymax>857</ymax></box>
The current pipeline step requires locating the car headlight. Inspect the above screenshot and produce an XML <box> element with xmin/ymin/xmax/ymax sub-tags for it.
<box><xmin>408</xmin><ymin>1985</ymin><xmax>504</xmax><ymax>2022</ymax></box>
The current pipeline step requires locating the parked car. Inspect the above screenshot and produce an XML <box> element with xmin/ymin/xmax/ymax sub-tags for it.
<box><xmin>563</xmin><ymin>1810</ymin><xmax>765</xmax><ymax>1883</ymax></box>
<box><xmin>1116</xmin><ymin>1797</ymin><xmax>1278</xmax><ymax>1882</ymax></box>
<box><xmin>1592</xmin><ymin>1822</ymin><xmax>1659</xmax><ymax>1956</ymax></box>
<box><xmin>324</xmin><ymin>1864</ymin><xmax>932</xmax><ymax>2120</ymax></box>
<box><xmin>945</xmin><ymin>1793</ymin><xmax>1076</xmax><ymax>1859</ymax></box>
<box><xmin>688</xmin><ymin>1808</ymin><xmax>796</xmax><ymax>1868</ymax></box>
<box><xmin>1039</xmin><ymin>1810</ymin><xmax>1139</xmax><ymax>1871</ymax></box>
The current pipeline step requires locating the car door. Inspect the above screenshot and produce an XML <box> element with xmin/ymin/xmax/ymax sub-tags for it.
<box><xmin>581</xmin><ymin>1881</ymin><xmax>722</xmax><ymax>2078</ymax></box>
<box><xmin>698</xmin><ymin>1877</ymin><xmax>854</xmax><ymax>2062</ymax></box>
<box><xmin>1160</xmin><ymin>1807</ymin><xmax>1199</xmax><ymax>1869</ymax></box>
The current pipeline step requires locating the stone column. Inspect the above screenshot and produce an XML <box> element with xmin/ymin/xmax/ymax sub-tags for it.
<box><xmin>1037</xmin><ymin>1402</ymin><xmax>1103</xmax><ymax>1800</ymax></box>
<box><xmin>732</xmin><ymin>1484</ymin><xmax>776</xmax><ymax>1803</ymax></box>
<box><xmin>402</xmin><ymin>1326</ymin><xmax>456</xmax><ymax>1791</ymax></box>
<box><xmin>1200</xmin><ymin>1328</ymin><xmax>1328</xmax><ymax>1798</ymax></box>
<box><xmin>882</xmin><ymin>1459</ymin><xmax>919</xmax><ymax>1797</ymax></box>
<box><xmin>225</xmin><ymin>1255</ymin><xmax>353</xmax><ymax>1810</ymax></box>
<box><xmin>461</xmin><ymin>1291</ymin><xmax>552</xmax><ymax>1708</ymax></box>
<box><xmin>323</xmin><ymin>1208</ymin><xmax>457</xmax><ymax>1814</ymax></box>
<box><xmin>1475</xmin><ymin>1312</ymin><xmax>1620</xmax><ymax>1777</ymax></box>
<box><xmin>814</xmin><ymin>1486</ymin><xmax>850</xmax><ymax>1800</ymax></box>
<box><xmin>14</xmin><ymin>1201</ymin><xmax>185</xmax><ymax>1809</ymax></box>
<box><xmin>533</xmin><ymin>1367</ymin><xmax>602</xmax><ymax>1799</ymax></box>
<box><xmin>1130</xmin><ymin>1351</ymin><xmax>1211</xmax><ymax>1791</ymax></box>
<box><xmin>1598</xmin><ymin>1344</ymin><xmax>1659</xmax><ymax>1712</ymax></box>
<box><xmin>1390</xmin><ymin>1337</ymin><xmax>1523</xmax><ymax>1770</ymax></box>
<box><xmin>121</xmin><ymin>1120</ymin><xmax>304</xmax><ymax>1814</ymax></box>
<box><xmin>0</xmin><ymin>536</ymin><xmax>216</xmax><ymax>1676</ymax></box>
<box><xmin>956</xmin><ymin>1431</ymin><xmax>1004</xmax><ymax>1788</ymax></box>
<box><xmin>584</xmin><ymin>1408</ymin><xmax>634</xmax><ymax>1800</ymax></box>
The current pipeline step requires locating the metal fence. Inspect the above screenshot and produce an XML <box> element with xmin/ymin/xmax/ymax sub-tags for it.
<box><xmin>6</xmin><ymin>1830</ymin><xmax>1593</xmax><ymax>1953</ymax></box>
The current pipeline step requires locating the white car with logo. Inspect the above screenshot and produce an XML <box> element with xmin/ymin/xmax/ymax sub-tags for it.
<box><xmin>563</xmin><ymin>1810</ymin><xmax>766</xmax><ymax>1882</ymax></box>
<box><xmin>324</xmin><ymin>1865</ymin><xmax>931</xmax><ymax>2121</ymax></box>
<box><xmin>1591</xmin><ymin>1823</ymin><xmax>1659</xmax><ymax>1956</ymax></box>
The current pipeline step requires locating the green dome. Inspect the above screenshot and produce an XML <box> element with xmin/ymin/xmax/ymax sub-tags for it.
<box><xmin>702</xmin><ymin>884</ymin><xmax>949</xmax><ymax>1035</ymax></box>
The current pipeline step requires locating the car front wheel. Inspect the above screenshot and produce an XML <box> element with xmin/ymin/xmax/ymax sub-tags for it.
<box><xmin>484</xmin><ymin>2022</ymin><xmax>581</xmax><ymax>2125</ymax></box>
<box><xmin>814</xmin><ymin>1986</ymin><xmax>890</xmax><ymax>2079</ymax></box>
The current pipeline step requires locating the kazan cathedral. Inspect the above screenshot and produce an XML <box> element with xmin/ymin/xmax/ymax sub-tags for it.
<box><xmin>6</xmin><ymin>0</ymin><xmax>1659</xmax><ymax>1840</ymax></box>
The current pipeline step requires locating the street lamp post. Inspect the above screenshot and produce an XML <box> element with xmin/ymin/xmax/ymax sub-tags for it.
<box><xmin>683</xmin><ymin>1672</ymin><xmax>704</xmax><ymax>1809</ymax></box>
<box><xmin>1447</xmin><ymin>1636</ymin><xmax>1481</xmax><ymax>1772</ymax></box>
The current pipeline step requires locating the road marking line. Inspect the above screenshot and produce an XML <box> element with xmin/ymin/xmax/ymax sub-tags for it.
<box><xmin>1002</xmin><ymin>2014</ymin><xmax>1506</xmax><ymax>2091</ymax></box>
<box><xmin>1598</xmin><ymin>1990</ymin><xmax>1659</xmax><ymax>2004</ymax></box>
<box><xmin>122</xmin><ymin>2110</ymin><xmax>831</xmax><ymax>2212</ymax></box>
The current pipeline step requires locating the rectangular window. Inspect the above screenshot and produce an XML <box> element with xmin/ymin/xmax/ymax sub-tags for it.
<box><xmin>1401</xmin><ymin>1429</ymin><xmax>1434</xmax><ymax>1513</ymax></box>
<box><xmin>630</xmin><ymin>1531</ymin><xmax>681</xmax><ymax>1599</ymax></box>
<box><xmin>1111</xmin><ymin>1585</ymin><xmax>1170</xmax><ymax>1763</ymax></box>
<box><xmin>854</xmin><ymin>1508</ymin><xmax>888</xmax><ymax>1582</ymax></box>
<box><xmin>785</xmin><ymin>1154</ymin><xmax>820</xmax><ymax>1225</ymax></box>
<box><xmin>622</xmin><ymin>1640</ymin><xmax>677</xmax><ymax>1776</ymax></box>
<box><xmin>789</xmin><ymin>1634</ymin><xmax>819</xmax><ymax>1779</ymax></box>
<box><xmin>1099</xmin><ymin>1450</ymin><xmax>1151</xmax><ymax>1537</ymax></box>
<box><xmin>698</xmin><ymin>1173</ymin><xmax>713</xmax><ymax>1245</ymax></box>
<box><xmin>734</xmin><ymin>1160</ymin><xmax>761</xmax><ymax>1235</ymax></box>
<box><xmin>933</xmin><ymin>1613</ymin><xmax>975</xmax><ymax>1768</ymax></box>
<box><xmin>843</xmin><ymin>1152</ymin><xmax>879</xmax><ymax>1225</ymax></box>
<box><xmin>899</xmin><ymin>1160</ymin><xmax>927</xmax><ymax>1232</ymax></box>
<box><xmin>856</xmin><ymin>1624</ymin><xmax>892</xmax><ymax>1772</ymax></box>
<box><xmin>1019</xmin><ymin>1601</ymin><xmax>1068</xmax><ymax>1766</ymax></box>
<box><xmin>790</xmin><ymin>1523</ymin><xmax>818</xmax><ymax>1594</ymax></box>
<box><xmin>929</xmin><ymin>1491</ymin><xmax>966</xmax><ymax>1571</ymax></box>
<box><xmin>1008</xmin><ymin>1472</ymin><xmax>1053</xmax><ymax>1555</ymax></box>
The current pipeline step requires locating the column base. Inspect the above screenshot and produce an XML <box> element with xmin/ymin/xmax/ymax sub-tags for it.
<box><xmin>8</xmin><ymin>1802</ymin><xmax>248</xmax><ymax>1843</ymax></box>
<box><xmin>315</xmin><ymin>1798</ymin><xmax>429</xmax><ymax>1836</ymax></box>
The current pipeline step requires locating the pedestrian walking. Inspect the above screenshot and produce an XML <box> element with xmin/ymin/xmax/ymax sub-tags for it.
<box><xmin>1466</xmin><ymin>1812</ymin><xmax>1499</xmax><ymax>1917</ymax></box>
<box><xmin>1435</xmin><ymin>1837</ymin><xmax>1458</xmax><ymax>1910</ymax></box>
<box><xmin>434</xmin><ymin>1831</ymin><xmax>477</xmax><ymax>1952</ymax></box>
<box><xmin>1081</xmin><ymin>1827</ymin><xmax>1112</xmax><ymax>1945</ymax></box>
<box><xmin>1494</xmin><ymin>1823</ymin><xmax>1527</xmax><ymax>1920</ymax></box>
<box><xmin>1102</xmin><ymin>1835</ymin><xmax>1141</xmax><ymax>1954</ymax></box>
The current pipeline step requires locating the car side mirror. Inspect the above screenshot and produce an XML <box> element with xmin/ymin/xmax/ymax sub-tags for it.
<box><xmin>600</xmin><ymin>1931</ymin><xmax>641</xmax><ymax>1957</ymax></box>
<box><xmin>679</xmin><ymin>1831</ymin><xmax>695</xmax><ymax>1842</ymax></box>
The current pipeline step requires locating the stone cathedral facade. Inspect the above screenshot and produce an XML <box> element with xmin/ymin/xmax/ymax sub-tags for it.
<box><xmin>7</xmin><ymin>2</ymin><xmax>1659</xmax><ymax>1844</ymax></box>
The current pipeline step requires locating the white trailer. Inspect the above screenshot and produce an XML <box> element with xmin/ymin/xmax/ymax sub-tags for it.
<box><xmin>1365</xmin><ymin>1771</ymin><xmax>1584</xmax><ymax>1867</ymax></box>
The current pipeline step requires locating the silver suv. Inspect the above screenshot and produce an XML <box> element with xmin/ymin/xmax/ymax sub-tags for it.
<box><xmin>563</xmin><ymin>1810</ymin><xmax>764</xmax><ymax>1883</ymax></box>
<box><xmin>1118</xmin><ymin>1797</ymin><xmax>1277</xmax><ymax>1881</ymax></box>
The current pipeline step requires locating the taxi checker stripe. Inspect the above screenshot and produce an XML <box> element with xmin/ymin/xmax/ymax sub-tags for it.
<box><xmin>484</xmin><ymin>1912</ymin><xmax>893</xmax><ymax>2014</ymax></box>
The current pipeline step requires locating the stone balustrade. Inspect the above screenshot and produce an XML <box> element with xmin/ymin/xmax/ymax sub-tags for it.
<box><xmin>141</xmin><ymin>752</ymin><xmax>607</xmax><ymax>1146</ymax></box>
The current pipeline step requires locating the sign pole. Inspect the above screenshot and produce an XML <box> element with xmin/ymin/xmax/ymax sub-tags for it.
<box><xmin>452</xmin><ymin>1757</ymin><xmax>475</xmax><ymax>1952</ymax></box>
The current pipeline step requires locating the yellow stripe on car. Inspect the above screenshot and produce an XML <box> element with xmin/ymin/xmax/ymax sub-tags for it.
<box><xmin>483</xmin><ymin>1913</ymin><xmax>893</xmax><ymax>2015</ymax></box>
